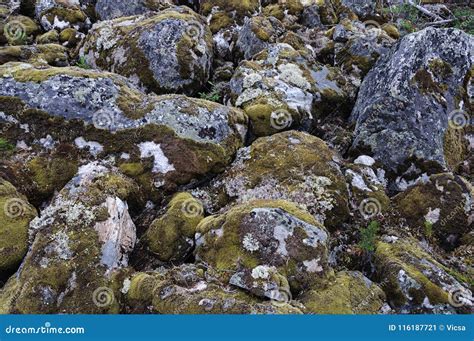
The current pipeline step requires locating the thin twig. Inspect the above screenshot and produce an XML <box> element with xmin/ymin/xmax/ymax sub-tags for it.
<box><xmin>424</xmin><ymin>19</ymin><xmax>455</xmax><ymax>26</ymax></box>
<box><xmin>406</xmin><ymin>0</ymin><xmax>444</xmax><ymax>21</ymax></box>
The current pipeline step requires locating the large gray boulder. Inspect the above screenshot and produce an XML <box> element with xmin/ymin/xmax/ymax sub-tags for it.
<box><xmin>350</xmin><ymin>28</ymin><xmax>473</xmax><ymax>186</ymax></box>
<box><xmin>80</xmin><ymin>6</ymin><xmax>213</xmax><ymax>95</ymax></box>
<box><xmin>94</xmin><ymin>0</ymin><xmax>172</xmax><ymax>20</ymax></box>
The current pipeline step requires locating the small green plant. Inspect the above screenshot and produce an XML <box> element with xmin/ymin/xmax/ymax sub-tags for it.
<box><xmin>400</xmin><ymin>19</ymin><xmax>416</xmax><ymax>33</ymax></box>
<box><xmin>0</xmin><ymin>138</ymin><xmax>14</xmax><ymax>151</ymax></box>
<box><xmin>76</xmin><ymin>56</ymin><xmax>91</xmax><ymax>69</ymax></box>
<box><xmin>424</xmin><ymin>221</ymin><xmax>433</xmax><ymax>239</ymax></box>
<box><xmin>199</xmin><ymin>82</ymin><xmax>221</xmax><ymax>103</ymax></box>
<box><xmin>359</xmin><ymin>221</ymin><xmax>380</xmax><ymax>253</ymax></box>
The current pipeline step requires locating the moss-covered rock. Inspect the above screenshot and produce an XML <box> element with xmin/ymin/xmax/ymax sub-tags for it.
<box><xmin>392</xmin><ymin>173</ymin><xmax>473</xmax><ymax>250</ymax></box>
<box><xmin>0</xmin><ymin>44</ymin><xmax>69</xmax><ymax>66</ymax></box>
<box><xmin>35</xmin><ymin>29</ymin><xmax>59</xmax><ymax>44</ymax></box>
<box><xmin>207</xmin><ymin>131</ymin><xmax>350</xmax><ymax>229</ymax></box>
<box><xmin>230</xmin><ymin>43</ymin><xmax>357</xmax><ymax>136</ymax></box>
<box><xmin>0</xmin><ymin>62</ymin><xmax>248</xmax><ymax>203</ymax></box>
<box><xmin>350</xmin><ymin>28</ymin><xmax>473</xmax><ymax>183</ymax></box>
<box><xmin>95</xmin><ymin>0</ymin><xmax>172</xmax><ymax>20</ymax></box>
<box><xmin>0</xmin><ymin>163</ymin><xmax>140</xmax><ymax>313</ymax></box>
<box><xmin>0</xmin><ymin>179</ymin><xmax>37</xmax><ymax>278</ymax></box>
<box><xmin>80</xmin><ymin>6</ymin><xmax>213</xmax><ymax>95</ymax></box>
<box><xmin>0</xmin><ymin>14</ymin><xmax>40</xmax><ymax>45</ymax></box>
<box><xmin>301</xmin><ymin>271</ymin><xmax>386</xmax><ymax>314</ymax></box>
<box><xmin>34</xmin><ymin>0</ymin><xmax>89</xmax><ymax>31</ymax></box>
<box><xmin>126</xmin><ymin>264</ymin><xmax>302</xmax><ymax>314</ymax></box>
<box><xmin>142</xmin><ymin>192</ymin><xmax>204</xmax><ymax>262</ymax></box>
<box><xmin>235</xmin><ymin>16</ymin><xmax>284</xmax><ymax>60</ymax></box>
<box><xmin>200</xmin><ymin>0</ymin><xmax>259</xmax><ymax>25</ymax></box>
<box><xmin>374</xmin><ymin>237</ymin><xmax>472</xmax><ymax>313</ymax></box>
<box><xmin>195</xmin><ymin>199</ymin><xmax>331</xmax><ymax>292</ymax></box>
<box><xmin>333</xmin><ymin>19</ymin><xmax>396</xmax><ymax>79</ymax></box>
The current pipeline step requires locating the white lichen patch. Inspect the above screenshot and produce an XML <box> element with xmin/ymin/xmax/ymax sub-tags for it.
<box><xmin>303</xmin><ymin>258</ymin><xmax>323</xmax><ymax>273</ymax></box>
<box><xmin>243</xmin><ymin>233</ymin><xmax>260</xmax><ymax>252</ymax></box>
<box><xmin>75</xmin><ymin>137</ymin><xmax>104</xmax><ymax>156</ymax></box>
<box><xmin>251</xmin><ymin>265</ymin><xmax>270</xmax><ymax>280</ymax></box>
<box><xmin>138</xmin><ymin>141</ymin><xmax>175</xmax><ymax>174</ymax></box>
<box><xmin>425</xmin><ymin>208</ymin><xmax>440</xmax><ymax>225</ymax></box>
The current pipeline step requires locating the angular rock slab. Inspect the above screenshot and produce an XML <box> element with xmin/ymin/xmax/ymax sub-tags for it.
<box><xmin>0</xmin><ymin>63</ymin><xmax>248</xmax><ymax>200</ymax></box>
<box><xmin>350</xmin><ymin>28</ymin><xmax>473</xmax><ymax>179</ymax></box>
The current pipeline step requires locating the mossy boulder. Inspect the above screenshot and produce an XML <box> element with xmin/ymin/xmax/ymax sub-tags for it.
<box><xmin>0</xmin><ymin>14</ymin><xmax>40</xmax><ymax>45</ymax></box>
<box><xmin>126</xmin><ymin>264</ymin><xmax>302</xmax><ymax>314</ymax></box>
<box><xmin>200</xmin><ymin>0</ymin><xmax>259</xmax><ymax>25</ymax></box>
<box><xmin>333</xmin><ymin>19</ymin><xmax>395</xmax><ymax>79</ymax></box>
<box><xmin>195</xmin><ymin>199</ymin><xmax>331</xmax><ymax>292</ymax></box>
<box><xmin>142</xmin><ymin>192</ymin><xmax>204</xmax><ymax>262</ymax></box>
<box><xmin>229</xmin><ymin>265</ymin><xmax>291</xmax><ymax>302</ymax></box>
<box><xmin>95</xmin><ymin>0</ymin><xmax>172</xmax><ymax>20</ymax></box>
<box><xmin>301</xmin><ymin>271</ymin><xmax>386</xmax><ymax>314</ymax></box>
<box><xmin>0</xmin><ymin>62</ymin><xmax>248</xmax><ymax>203</ymax></box>
<box><xmin>210</xmin><ymin>131</ymin><xmax>350</xmax><ymax>229</ymax></box>
<box><xmin>0</xmin><ymin>163</ymin><xmax>140</xmax><ymax>313</ymax></box>
<box><xmin>0</xmin><ymin>179</ymin><xmax>37</xmax><ymax>278</ymax></box>
<box><xmin>235</xmin><ymin>16</ymin><xmax>284</xmax><ymax>60</ymax></box>
<box><xmin>35</xmin><ymin>29</ymin><xmax>59</xmax><ymax>44</ymax></box>
<box><xmin>350</xmin><ymin>28</ymin><xmax>473</xmax><ymax>184</ymax></box>
<box><xmin>340</xmin><ymin>0</ymin><xmax>378</xmax><ymax>20</ymax></box>
<box><xmin>0</xmin><ymin>44</ymin><xmax>69</xmax><ymax>66</ymax></box>
<box><xmin>230</xmin><ymin>43</ymin><xmax>357</xmax><ymax>136</ymax></box>
<box><xmin>374</xmin><ymin>237</ymin><xmax>472</xmax><ymax>313</ymax></box>
<box><xmin>80</xmin><ymin>6</ymin><xmax>213</xmax><ymax>95</ymax></box>
<box><xmin>34</xmin><ymin>0</ymin><xmax>90</xmax><ymax>31</ymax></box>
<box><xmin>392</xmin><ymin>173</ymin><xmax>473</xmax><ymax>250</ymax></box>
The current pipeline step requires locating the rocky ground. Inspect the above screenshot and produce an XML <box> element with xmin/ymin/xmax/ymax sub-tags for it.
<box><xmin>0</xmin><ymin>0</ymin><xmax>472</xmax><ymax>315</ymax></box>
